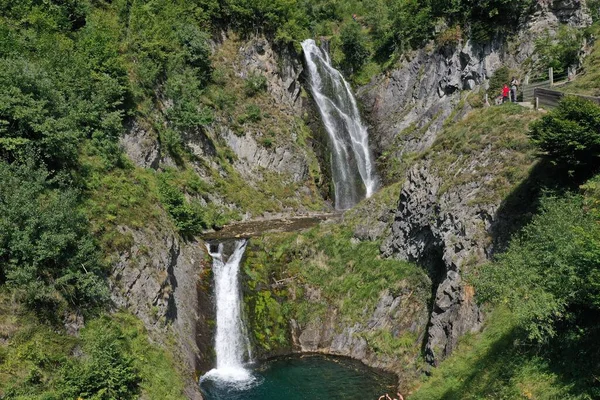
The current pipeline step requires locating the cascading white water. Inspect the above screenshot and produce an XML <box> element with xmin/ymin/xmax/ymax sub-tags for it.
<box><xmin>302</xmin><ymin>39</ymin><xmax>378</xmax><ymax>210</ymax></box>
<box><xmin>200</xmin><ymin>240</ymin><xmax>255</xmax><ymax>386</ymax></box>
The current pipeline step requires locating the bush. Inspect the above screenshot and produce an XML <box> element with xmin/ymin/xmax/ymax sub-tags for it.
<box><xmin>0</xmin><ymin>161</ymin><xmax>108</xmax><ymax>316</ymax></box>
<box><xmin>534</xmin><ymin>25</ymin><xmax>583</xmax><ymax>75</ymax></box>
<box><xmin>238</xmin><ymin>104</ymin><xmax>262</xmax><ymax>124</ymax></box>
<box><xmin>474</xmin><ymin>194</ymin><xmax>600</xmax><ymax>341</ymax></box>
<box><xmin>488</xmin><ymin>66</ymin><xmax>510</xmax><ymax>97</ymax></box>
<box><xmin>340</xmin><ymin>21</ymin><xmax>370</xmax><ymax>72</ymax></box>
<box><xmin>157</xmin><ymin>177</ymin><xmax>206</xmax><ymax>236</ymax></box>
<box><xmin>58</xmin><ymin>317</ymin><xmax>140</xmax><ymax>400</ymax></box>
<box><xmin>529</xmin><ymin>96</ymin><xmax>600</xmax><ymax>169</ymax></box>
<box><xmin>244</xmin><ymin>73</ymin><xmax>268</xmax><ymax>97</ymax></box>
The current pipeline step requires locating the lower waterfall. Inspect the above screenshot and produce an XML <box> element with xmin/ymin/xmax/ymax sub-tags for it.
<box><xmin>200</xmin><ymin>240</ymin><xmax>255</xmax><ymax>387</ymax></box>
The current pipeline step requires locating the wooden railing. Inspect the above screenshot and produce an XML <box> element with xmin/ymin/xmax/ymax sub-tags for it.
<box><xmin>533</xmin><ymin>87</ymin><xmax>600</xmax><ymax>109</ymax></box>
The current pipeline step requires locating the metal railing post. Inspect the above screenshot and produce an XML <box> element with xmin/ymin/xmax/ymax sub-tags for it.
<box><xmin>549</xmin><ymin>67</ymin><xmax>554</xmax><ymax>86</ymax></box>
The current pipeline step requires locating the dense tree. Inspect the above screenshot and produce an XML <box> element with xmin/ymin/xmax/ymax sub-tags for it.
<box><xmin>0</xmin><ymin>161</ymin><xmax>108</xmax><ymax>317</ymax></box>
<box><xmin>474</xmin><ymin>194</ymin><xmax>600</xmax><ymax>341</ymax></box>
<box><xmin>529</xmin><ymin>96</ymin><xmax>600</xmax><ymax>169</ymax></box>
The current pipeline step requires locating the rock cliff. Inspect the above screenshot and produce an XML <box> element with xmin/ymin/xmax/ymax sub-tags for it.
<box><xmin>358</xmin><ymin>0</ymin><xmax>591</xmax><ymax>365</ymax></box>
<box><xmin>110</xmin><ymin>214</ymin><xmax>208</xmax><ymax>400</ymax></box>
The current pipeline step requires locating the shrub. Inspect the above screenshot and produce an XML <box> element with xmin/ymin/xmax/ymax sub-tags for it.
<box><xmin>474</xmin><ymin>194</ymin><xmax>600</xmax><ymax>341</ymax></box>
<box><xmin>340</xmin><ymin>21</ymin><xmax>370</xmax><ymax>72</ymax></box>
<box><xmin>488</xmin><ymin>66</ymin><xmax>510</xmax><ymax>97</ymax></box>
<box><xmin>0</xmin><ymin>161</ymin><xmax>108</xmax><ymax>316</ymax></box>
<box><xmin>58</xmin><ymin>317</ymin><xmax>140</xmax><ymax>400</ymax></box>
<box><xmin>244</xmin><ymin>73</ymin><xmax>268</xmax><ymax>97</ymax></box>
<box><xmin>534</xmin><ymin>25</ymin><xmax>583</xmax><ymax>75</ymax></box>
<box><xmin>238</xmin><ymin>104</ymin><xmax>262</xmax><ymax>124</ymax></box>
<box><xmin>245</xmin><ymin>104</ymin><xmax>262</xmax><ymax>122</ymax></box>
<box><xmin>157</xmin><ymin>177</ymin><xmax>206</xmax><ymax>236</ymax></box>
<box><xmin>529</xmin><ymin>96</ymin><xmax>600</xmax><ymax>169</ymax></box>
<box><xmin>436</xmin><ymin>25</ymin><xmax>464</xmax><ymax>47</ymax></box>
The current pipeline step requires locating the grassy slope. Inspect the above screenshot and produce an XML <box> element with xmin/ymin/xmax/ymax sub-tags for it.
<box><xmin>558</xmin><ymin>24</ymin><xmax>600</xmax><ymax>96</ymax></box>
<box><xmin>0</xmin><ymin>292</ymin><xmax>186</xmax><ymax>399</ymax></box>
<box><xmin>427</xmin><ymin>103</ymin><xmax>540</xmax><ymax>204</ymax></box>
<box><xmin>407</xmin><ymin>106</ymin><xmax>600</xmax><ymax>398</ymax></box>
<box><xmin>409</xmin><ymin>308</ymin><xmax>579</xmax><ymax>399</ymax></box>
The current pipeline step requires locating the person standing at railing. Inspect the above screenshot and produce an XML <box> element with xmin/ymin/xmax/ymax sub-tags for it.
<box><xmin>502</xmin><ymin>84</ymin><xmax>510</xmax><ymax>103</ymax></box>
<box><xmin>510</xmin><ymin>76</ymin><xmax>519</xmax><ymax>102</ymax></box>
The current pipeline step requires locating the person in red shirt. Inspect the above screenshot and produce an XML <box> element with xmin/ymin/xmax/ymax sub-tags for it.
<box><xmin>502</xmin><ymin>84</ymin><xmax>510</xmax><ymax>103</ymax></box>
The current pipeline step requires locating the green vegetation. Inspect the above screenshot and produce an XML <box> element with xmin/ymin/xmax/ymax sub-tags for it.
<box><xmin>244</xmin><ymin>184</ymin><xmax>430</xmax><ymax>370</ymax></box>
<box><xmin>429</xmin><ymin>103</ymin><xmax>539</xmax><ymax>202</ymax></box>
<box><xmin>410</xmin><ymin>308</ymin><xmax>587</xmax><ymax>399</ymax></box>
<box><xmin>529</xmin><ymin>96</ymin><xmax>600</xmax><ymax>170</ymax></box>
<box><xmin>244</xmin><ymin>73</ymin><xmax>268</xmax><ymax>97</ymax></box>
<box><xmin>0</xmin><ymin>161</ymin><xmax>108</xmax><ymax>319</ymax></box>
<box><xmin>488</xmin><ymin>66</ymin><xmax>511</xmax><ymax>97</ymax></box>
<box><xmin>340</xmin><ymin>21</ymin><xmax>370</xmax><ymax>72</ymax></box>
<box><xmin>0</xmin><ymin>297</ymin><xmax>186</xmax><ymax>399</ymax></box>
<box><xmin>556</xmin><ymin>23</ymin><xmax>600</xmax><ymax>95</ymax></box>
<box><xmin>534</xmin><ymin>25</ymin><xmax>584</xmax><ymax>77</ymax></box>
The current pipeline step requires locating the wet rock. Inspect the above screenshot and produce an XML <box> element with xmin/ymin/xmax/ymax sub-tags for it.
<box><xmin>293</xmin><ymin>287</ymin><xmax>430</xmax><ymax>379</ymax></box>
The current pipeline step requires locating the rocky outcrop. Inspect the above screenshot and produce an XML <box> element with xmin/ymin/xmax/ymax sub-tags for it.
<box><xmin>357</xmin><ymin>1</ymin><xmax>591</xmax><ymax>366</ymax></box>
<box><xmin>110</xmin><ymin>217</ymin><xmax>209</xmax><ymax>400</ymax></box>
<box><xmin>206</xmin><ymin>35</ymin><xmax>311</xmax><ymax>182</ymax></box>
<box><xmin>381</xmin><ymin>163</ymin><xmax>489</xmax><ymax>364</ymax></box>
<box><xmin>291</xmin><ymin>285</ymin><xmax>430</xmax><ymax>386</ymax></box>
<box><xmin>120</xmin><ymin>120</ymin><xmax>161</xmax><ymax>169</ymax></box>
<box><xmin>237</xmin><ymin>37</ymin><xmax>303</xmax><ymax>112</ymax></box>
<box><xmin>219</xmin><ymin>126</ymin><xmax>309</xmax><ymax>183</ymax></box>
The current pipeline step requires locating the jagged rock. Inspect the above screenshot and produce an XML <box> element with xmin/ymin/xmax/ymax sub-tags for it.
<box><xmin>120</xmin><ymin>120</ymin><xmax>161</xmax><ymax>169</ymax></box>
<box><xmin>381</xmin><ymin>162</ymin><xmax>494</xmax><ymax>364</ymax></box>
<box><xmin>110</xmin><ymin>219</ymin><xmax>208</xmax><ymax>399</ymax></box>
<box><xmin>238</xmin><ymin>38</ymin><xmax>303</xmax><ymax>111</ymax></box>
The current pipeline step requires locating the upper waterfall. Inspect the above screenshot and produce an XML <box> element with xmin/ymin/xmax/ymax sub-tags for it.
<box><xmin>302</xmin><ymin>39</ymin><xmax>378</xmax><ymax>210</ymax></box>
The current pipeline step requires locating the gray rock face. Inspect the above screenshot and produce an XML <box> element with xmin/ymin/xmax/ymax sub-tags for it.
<box><xmin>120</xmin><ymin>120</ymin><xmax>161</xmax><ymax>169</ymax></box>
<box><xmin>292</xmin><ymin>285</ymin><xmax>429</xmax><ymax>379</ymax></box>
<box><xmin>550</xmin><ymin>0</ymin><xmax>593</xmax><ymax>26</ymax></box>
<box><xmin>380</xmin><ymin>162</ymin><xmax>493</xmax><ymax>364</ymax></box>
<box><xmin>381</xmin><ymin>162</ymin><xmax>491</xmax><ymax>364</ymax></box>
<box><xmin>220</xmin><ymin>126</ymin><xmax>309</xmax><ymax>182</ymax></box>
<box><xmin>110</xmin><ymin>220</ymin><xmax>208</xmax><ymax>399</ymax></box>
<box><xmin>238</xmin><ymin>37</ymin><xmax>303</xmax><ymax>111</ymax></box>
<box><xmin>201</xmin><ymin>35</ymin><xmax>315</xmax><ymax>186</ymax></box>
